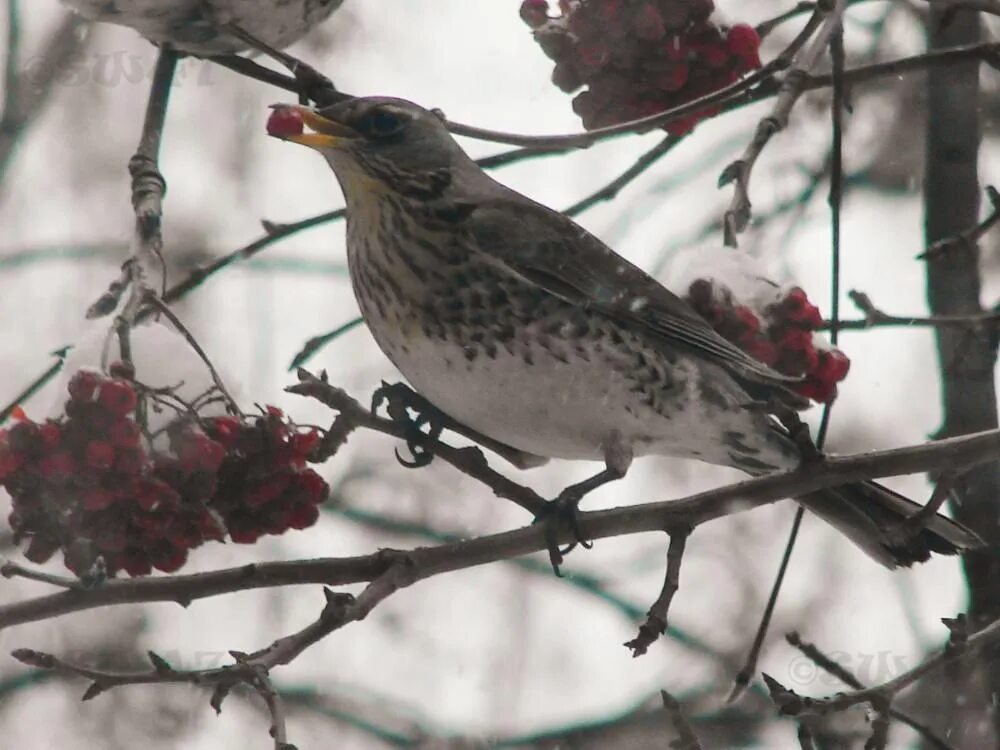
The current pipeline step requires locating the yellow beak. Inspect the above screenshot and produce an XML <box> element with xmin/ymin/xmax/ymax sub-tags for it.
<box><xmin>269</xmin><ymin>104</ymin><xmax>359</xmax><ymax>149</ymax></box>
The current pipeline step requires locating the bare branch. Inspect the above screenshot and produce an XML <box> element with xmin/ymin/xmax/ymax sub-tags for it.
<box><xmin>1</xmin><ymin>422</ymin><xmax>998</xmax><ymax>632</ymax></box>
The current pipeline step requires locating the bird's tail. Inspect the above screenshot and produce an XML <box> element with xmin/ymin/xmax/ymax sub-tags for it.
<box><xmin>797</xmin><ymin>481</ymin><xmax>983</xmax><ymax>568</ymax></box>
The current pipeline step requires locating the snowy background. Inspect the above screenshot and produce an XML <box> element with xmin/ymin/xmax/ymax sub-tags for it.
<box><xmin>0</xmin><ymin>1</ymin><xmax>996</xmax><ymax>747</ymax></box>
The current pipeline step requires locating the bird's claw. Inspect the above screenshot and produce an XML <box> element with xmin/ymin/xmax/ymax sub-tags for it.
<box><xmin>534</xmin><ymin>491</ymin><xmax>594</xmax><ymax>577</ymax></box>
<box><xmin>371</xmin><ymin>382</ymin><xmax>444</xmax><ymax>469</ymax></box>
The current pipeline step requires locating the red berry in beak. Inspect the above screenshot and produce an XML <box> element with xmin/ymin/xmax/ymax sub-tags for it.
<box><xmin>266</xmin><ymin>107</ymin><xmax>305</xmax><ymax>138</ymax></box>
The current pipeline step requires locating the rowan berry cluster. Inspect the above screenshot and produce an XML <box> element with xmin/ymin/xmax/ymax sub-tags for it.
<box><xmin>686</xmin><ymin>279</ymin><xmax>850</xmax><ymax>403</ymax></box>
<box><xmin>520</xmin><ymin>0</ymin><xmax>762</xmax><ymax>134</ymax></box>
<box><xmin>1</xmin><ymin>369</ymin><xmax>329</xmax><ymax>577</ymax></box>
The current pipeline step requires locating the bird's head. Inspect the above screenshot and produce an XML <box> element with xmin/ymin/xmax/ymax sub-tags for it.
<box><xmin>268</xmin><ymin>96</ymin><xmax>468</xmax><ymax>200</ymax></box>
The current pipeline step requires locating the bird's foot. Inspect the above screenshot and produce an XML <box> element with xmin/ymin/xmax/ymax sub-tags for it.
<box><xmin>534</xmin><ymin>489</ymin><xmax>593</xmax><ymax>577</ymax></box>
<box><xmin>371</xmin><ymin>381</ymin><xmax>445</xmax><ymax>468</ymax></box>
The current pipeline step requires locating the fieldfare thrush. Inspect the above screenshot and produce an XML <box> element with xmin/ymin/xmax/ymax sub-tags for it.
<box><xmin>270</xmin><ymin>95</ymin><xmax>982</xmax><ymax>569</ymax></box>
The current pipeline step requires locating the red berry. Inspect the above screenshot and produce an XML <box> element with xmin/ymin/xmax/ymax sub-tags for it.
<box><xmin>749</xmin><ymin>339</ymin><xmax>778</xmax><ymax>366</ymax></box>
<box><xmin>727</xmin><ymin>24</ymin><xmax>762</xmax><ymax>69</ymax></box>
<box><xmin>86</xmin><ymin>441</ymin><xmax>115</xmax><ymax>470</ymax></box>
<box><xmin>634</xmin><ymin>3</ymin><xmax>665</xmax><ymax>40</ymax></box>
<box><xmin>39</xmin><ymin>422</ymin><xmax>61</xmax><ymax>450</ymax></box>
<box><xmin>38</xmin><ymin>450</ymin><xmax>75</xmax><ymax>478</ymax></box>
<box><xmin>266</xmin><ymin>107</ymin><xmax>304</xmax><ymax>138</ymax></box>
<box><xmin>246</xmin><ymin>476</ymin><xmax>288</xmax><ymax>507</ymax></box>
<box><xmin>698</xmin><ymin>42</ymin><xmax>729</xmax><ymax>69</ymax></box>
<box><xmin>782</xmin><ymin>287</ymin><xmax>809</xmax><ymax>314</ymax></box>
<box><xmin>297</xmin><ymin>469</ymin><xmax>329</xmax><ymax>503</ymax></box>
<box><xmin>664</xmin><ymin>35</ymin><xmax>687</xmax><ymax>61</ymax></box>
<box><xmin>665</xmin><ymin>114</ymin><xmax>699</xmax><ymax>136</ymax></box>
<box><xmin>24</xmin><ymin>536</ymin><xmax>59</xmax><ymax>564</ymax></box>
<box><xmin>519</xmin><ymin>0</ymin><xmax>548</xmax><ymax>27</ymax></box>
<box><xmin>818</xmin><ymin>350</ymin><xmax>851</xmax><ymax>382</ymax></box>
<box><xmin>780</xmin><ymin>327</ymin><xmax>813</xmax><ymax>352</ymax></box>
<box><xmin>734</xmin><ymin>306</ymin><xmax>760</xmax><ymax>335</ymax></box>
<box><xmin>208</xmin><ymin>416</ymin><xmax>242</xmax><ymax>448</ymax></box>
<box><xmin>121</xmin><ymin>550</ymin><xmax>153</xmax><ymax>577</ymax></box>
<box><xmin>115</xmin><ymin>446</ymin><xmax>147</xmax><ymax>475</ymax></box>
<box><xmin>98</xmin><ymin>380</ymin><xmax>138</xmax><ymax>417</ymax></box>
<box><xmin>153</xmin><ymin>546</ymin><xmax>188</xmax><ymax>573</ymax></box>
<box><xmin>82</xmin><ymin>488</ymin><xmax>117</xmax><ymax>510</ymax></box>
<box><xmin>265</xmin><ymin>405</ymin><xmax>284</xmax><ymax>418</ymax></box>
<box><xmin>110</xmin><ymin>419</ymin><xmax>141</xmax><ymax>448</ymax></box>
<box><xmin>204</xmin><ymin>439</ymin><xmax>226</xmax><ymax>471</ymax></box>
<box><xmin>658</xmin><ymin>64</ymin><xmax>688</xmax><ymax>92</ymax></box>
<box><xmin>229</xmin><ymin>524</ymin><xmax>262</xmax><ymax>544</ymax></box>
<box><xmin>133</xmin><ymin>479</ymin><xmax>180</xmax><ymax>512</ymax></box>
<box><xmin>68</xmin><ymin>370</ymin><xmax>101</xmax><ymax>402</ymax></box>
<box><xmin>286</xmin><ymin>503</ymin><xmax>320</xmax><ymax>530</ymax></box>
<box><xmin>292</xmin><ymin>430</ymin><xmax>320</xmax><ymax>458</ymax></box>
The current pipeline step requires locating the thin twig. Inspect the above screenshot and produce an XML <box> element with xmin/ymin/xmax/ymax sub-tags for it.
<box><xmin>143</xmin><ymin>293</ymin><xmax>241</xmax><ymax>415</ymax></box>
<box><xmin>625</xmin><ymin>528</ymin><xmax>689</xmax><ymax>657</ymax></box>
<box><xmin>920</xmin><ymin>184</ymin><xmax>1000</xmax><ymax>258</ymax></box>
<box><xmin>844</xmin><ymin>289</ymin><xmax>1000</xmax><ymax>329</ymax></box>
<box><xmin>0</xmin><ymin>12</ymin><xmax>88</xmax><ymax>181</ymax></box>
<box><xmin>720</xmin><ymin>0</ymin><xmax>847</xmax><ymax>247</ymax></box>
<box><xmin>563</xmin><ymin>135</ymin><xmax>680</xmax><ymax>217</ymax></box>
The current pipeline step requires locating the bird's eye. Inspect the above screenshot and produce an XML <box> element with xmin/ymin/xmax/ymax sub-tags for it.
<box><xmin>364</xmin><ymin>109</ymin><xmax>405</xmax><ymax>137</ymax></box>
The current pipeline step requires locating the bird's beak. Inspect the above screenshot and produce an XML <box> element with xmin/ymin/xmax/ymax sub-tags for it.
<box><xmin>268</xmin><ymin>104</ymin><xmax>360</xmax><ymax>149</ymax></box>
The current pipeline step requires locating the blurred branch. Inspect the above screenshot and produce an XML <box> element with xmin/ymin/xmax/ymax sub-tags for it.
<box><xmin>763</xmin><ymin>616</ymin><xmax>991</xmax><ymax>733</ymax></box>
<box><xmin>785</xmin><ymin>632</ymin><xmax>956</xmax><ymax>750</ymax></box>
<box><xmin>12</xmin><ymin>562</ymin><xmax>413</xmax><ymax>750</ymax></box>
<box><xmin>0</xmin><ymin>12</ymin><xmax>88</xmax><ymax>182</ymax></box>
<box><xmin>832</xmin><ymin>289</ymin><xmax>1000</xmax><ymax>330</ymax></box>
<box><xmin>563</xmin><ymin>135</ymin><xmax>680</xmax><ymax>217</ymax></box>
<box><xmin>0</xmin><ymin>347</ymin><xmax>67</xmax><ymax>424</ymax></box>
<box><xmin>2</xmin><ymin>418</ymin><xmax>999</xmax><ymax>631</ymax></box>
<box><xmin>921</xmin><ymin>184</ymin><xmax>1000</xmax><ymax>259</ymax></box>
<box><xmin>660</xmin><ymin>690</ymin><xmax>703</xmax><ymax>750</ymax></box>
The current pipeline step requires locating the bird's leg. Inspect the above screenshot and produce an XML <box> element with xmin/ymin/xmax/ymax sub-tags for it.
<box><xmin>371</xmin><ymin>381</ymin><xmax>445</xmax><ymax>468</ymax></box>
<box><xmin>221</xmin><ymin>22</ymin><xmax>346</xmax><ymax>106</ymax></box>
<box><xmin>771</xmin><ymin>402</ymin><xmax>823</xmax><ymax>464</ymax></box>
<box><xmin>539</xmin><ymin>431</ymin><xmax>633</xmax><ymax>575</ymax></box>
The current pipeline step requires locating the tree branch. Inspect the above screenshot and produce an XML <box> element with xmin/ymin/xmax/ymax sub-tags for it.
<box><xmin>2</xmin><ymin>423</ymin><xmax>998</xmax><ymax>632</ymax></box>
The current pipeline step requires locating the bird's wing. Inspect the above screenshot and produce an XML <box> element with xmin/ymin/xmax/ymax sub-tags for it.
<box><xmin>460</xmin><ymin>196</ymin><xmax>802</xmax><ymax>394</ymax></box>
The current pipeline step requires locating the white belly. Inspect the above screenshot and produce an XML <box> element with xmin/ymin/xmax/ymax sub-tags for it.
<box><xmin>373</xmin><ymin>323</ymin><xmax>796</xmax><ymax>473</ymax></box>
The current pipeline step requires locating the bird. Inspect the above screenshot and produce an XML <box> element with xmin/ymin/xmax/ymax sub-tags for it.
<box><xmin>59</xmin><ymin>0</ymin><xmax>343</xmax><ymax>55</ymax></box>
<box><xmin>268</xmin><ymin>95</ymin><xmax>982</xmax><ymax>569</ymax></box>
